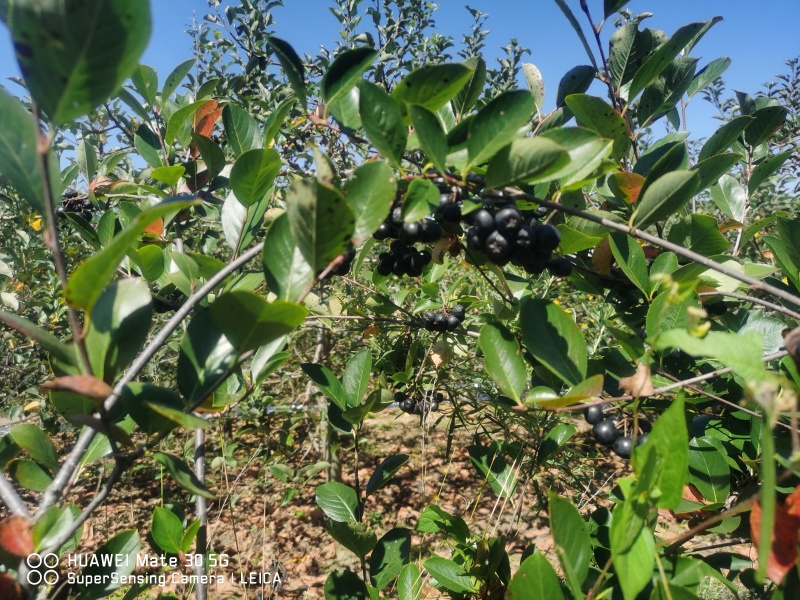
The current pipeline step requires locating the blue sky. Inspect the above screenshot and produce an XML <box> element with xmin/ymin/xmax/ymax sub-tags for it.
<box><xmin>1</xmin><ymin>0</ymin><xmax>798</xmax><ymax>140</ymax></box>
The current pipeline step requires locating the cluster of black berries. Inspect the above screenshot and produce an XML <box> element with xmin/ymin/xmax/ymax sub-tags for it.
<box><xmin>421</xmin><ymin>304</ymin><xmax>466</xmax><ymax>333</ymax></box>
<box><xmin>56</xmin><ymin>190</ymin><xmax>93</xmax><ymax>221</ymax></box>
<box><xmin>373</xmin><ymin>202</ymin><xmax>442</xmax><ymax>244</ymax></box>
<box><xmin>433</xmin><ymin>177</ymin><xmax>465</xmax><ymax>225</ymax></box>
<box><xmin>396</xmin><ymin>390</ymin><xmax>442</xmax><ymax>415</ymax></box>
<box><xmin>584</xmin><ymin>404</ymin><xmax>650</xmax><ymax>459</ymax></box>
<box><xmin>376</xmin><ymin>241</ymin><xmax>431</xmax><ymax>278</ymax></box>
<box><xmin>464</xmin><ymin>204</ymin><xmax>572</xmax><ymax>276</ymax></box>
<box><xmin>321</xmin><ymin>248</ymin><xmax>356</xmax><ymax>279</ymax></box>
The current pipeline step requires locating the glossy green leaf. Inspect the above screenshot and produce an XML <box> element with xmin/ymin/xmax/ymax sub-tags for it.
<box><xmin>262</xmin><ymin>212</ymin><xmax>314</xmax><ymax>302</ymax></box>
<box><xmin>398</xmin><ymin>563</ymin><xmax>422</xmax><ymax>600</ymax></box>
<box><xmin>416</xmin><ymin>505</ymin><xmax>471</xmax><ymax>544</ymax></box>
<box><xmin>286</xmin><ymin>180</ymin><xmax>355</xmax><ymax>272</ymax></box>
<box><xmin>84</xmin><ymin>278</ymin><xmax>152</xmax><ymax>383</ymax></box>
<box><xmin>0</xmin><ymin>88</ymin><xmax>60</xmax><ymax>218</ymax></box>
<box><xmin>164</xmin><ymin>99</ymin><xmax>209</xmax><ymax>147</ymax></box>
<box><xmin>66</xmin><ymin>198</ymin><xmax>197</xmax><ymax>311</ymax></box>
<box><xmin>608</xmin><ymin>232</ymin><xmax>650</xmax><ymax>296</ymax></box>
<box><xmin>609</xmin><ymin>23</ymin><xmax>647</xmax><ymax>90</ymax></box>
<box><xmin>627</xmin><ymin>18</ymin><xmax>722</xmax><ymax>102</ymax></box>
<box><xmin>9</xmin><ymin>424</ymin><xmax>58</xmax><ymax>473</ymax></box>
<box><xmin>326</xmin><ymin>520</ymin><xmax>377</xmax><ymax>560</ymax></box>
<box><xmin>33</xmin><ymin>504</ymin><xmax>82</xmax><ymax>553</ymax></box>
<box><xmin>409</xmin><ymin>105</ymin><xmax>447</xmax><ymax>174</ymax></box>
<box><xmin>549</xmin><ymin>492</ymin><xmax>592</xmax><ymax>591</ymax></box>
<box><xmin>749</xmin><ymin>150</ymin><xmax>792</xmax><ymax>194</ymax></box>
<box><xmin>210</xmin><ymin>292</ymin><xmax>305</xmax><ymax>355</ymax></box>
<box><xmin>699</xmin><ymin>115</ymin><xmax>752</xmax><ymax>161</ymax></box>
<box><xmin>637</xmin><ymin>56</ymin><xmax>699</xmax><ymax>126</ymax></box>
<box><xmin>453</xmin><ymin>56</ymin><xmax>486</xmax><ymax>117</ymax></box>
<box><xmin>762</xmin><ymin>235</ymin><xmax>800</xmax><ymax>290</ymax></box>
<box><xmin>301</xmin><ymin>363</ymin><xmax>348</xmax><ymax>412</ymax></box>
<box><xmin>176</xmin><ymin>308</ymin><xmax>235</xmax><ymax>404</ymax></box>
<box><xmin>685</xmin><ymin>214</ymin><xmax>730</xmax><ymax>256</ymax></box>
<box><xmin>402</xmin><ymin>178</ymin><xmax>438</xmax><ymax>222</ymax></box>
<box><xmin>507</xmin><ymin>552</ymin><xmax>565</xmax><ymax>600</ymax></box>
<box><xmin>692</xmin><ymin>153</ymin><xmax>740</xmax><ymax>192</ymax></box>
<box><xmin>250</xmin><ymin>336</ymin><xmax>288</xmax><ymax>385</ymax></box>
<box><xmin>222</xmin><ymin>103</ymin><xmax>262</xmax><ymax>157</ymax></box>
<box><xmin>322</xmin><ymin>47</ymin><xmax>377</xmax><ymax>107</ymax></box>
<box><xmin>130</xmin><ymin>64</ymin><xmax>158</xmax><ymax>106</ymax></box>
<box><xmin>520</xmin><ymin>297</ymin><xmax>587</xmax><ymax>386</ymax></box>
<box><xmin>744</xmin><ymin>105</ymin><xmax>788</xmax><ymax>147</ymax></box>
<box><xmin>77</xmin><ymin>139</ymin><xmax>98</xmax><ymax>182</ymax></box>
<box><xmin>366</xmin><ymin>454</ymin><xmax>410</xmax><ymax>497</ymax></box>
<box><xmin>9</xmin><ymin>459</ymin><xmax>52</xmax><ymax>491</ymax></box>
<box><xmin>478</xmin><ymin>322</ymin><xmax>527</xmax><ymax>403</ymax></box>
<box><xmin>393</xmin><ymin>63</ymin><xmax>474</xmax><ymax>113</ymax></box>
<box><xmin>369</xmin><ymin>527</ymin><xmax>411</xmax><ymax>590</ymax></box>
<box><xmin>604</xmin><ymin>0</ymin><xmax>632</xmax><ymax>18</ymax></box>
<box><xmin>151</xmin><ymin>506</ymin><xmax>183</xmax><ymax>554</ymax></box>
<box><xmin>263</xmin><ymin>97</ymin><xmax>296</xmax><ymax>144</ymax></box>
<box><xmin>230</xmin><ymin>148</ymin><xmax>281</xmax><ymax>207</ymax></box>
<box><xmin>0</xmin><ymin>311</ymin><xmax>77</xmax><ymax>366</ymax></box>
<box><xmin>424</xmin><ymin>555</ymin><xmax>477</xmax><ymax>594</ymax></box>
<box><xmin>267</xmin><ymin>36</ymin><xmax>306</xmax><ymax>108</ymax></box>
<box><xmin>468</xmin><ymin>443</ymin><xmax>517</xmax><ymax>497</ymax></box>
<box><xmin>191</xmin><ymin>134</ymin><xmax>225</xmax><ymax>180</ymax></box>
<box><xmin>565</xmin><ymin>94</ymin><xmax>631</xmax><ymax>159</ymax></box>
<box><xmin>359</xmin><ymin>81</ymin><xmax>407</xmax><ymax>169</ymax></box>
<box><xmin>466</xmin><ymin>90</ymin><xmax>534</xmax><ymax>169</ymax></box>
<box><xmin>150</xmin><ymin>165</ymin><xmax>185</xmax><ymax>187</ymax></box>
<box><xmin>342</xmin><ymin>349</ymin><xmax>372</xmax><ymax>408</ymax></box>
<box><xmin>316</xmin><ymin>482</ymin><xmax>359</xmax><ymax>522</ymax></box>
<box><xmin>687</xmin><ymin>56</ymin><xmax>731</xmax><ymax>98</ymax></box>
<box><xmin>553</xmin><ymin>0</ymin><xmax>597</xmax><ymax>69</ymax></box>
<box><xmin>688</xmin><ymin>437</ymin><xmax>730</xmax><ymax>503</ymax></box>
<box><xmin>522</xmin><ymin>63</ymin><xmax>545</xmax><ymax>113</ymax></box>
<box><xmin>120</xmin><ymin>383</ymin><xmax>185</xmax><ymax>435</ymax></box>
<box><xmin>3</xmin><ymin>0</ymin><xmax>151</xmax><ymax>124</ymax></box>
<box><xmin>612</xmin><ymin>520</ymin><xmax>655</xmax><ymax>600</ymax></box>
<box><xmin>632</xmin><ymin>170</ymin><xmax>698</xmax><ymax>229</ymax></box>
<box><xmin>324</xmin><ymin>570</ymin><xmax>368</xmax><ymax>600</ymax></box>
<box><xmin>343</xmin><ymin>161</ymin><xmax>396</xmax><ymax>244</ymax></box>
<box><xmin>74</xmin><ymin>530</ymin><xmax>140</xmax><ymax>600</ymax></box>
<box><xmin>485</xmin><ymin>137</ymin><xmax>570</xmax><ymax>189</ymax></box>
<box><xmin>161</xmin><ymin>58</ymin><xmax>195</xmax><ymax>104</ymax></box>
<box><xmin>154</xmin><ymin>452</ymin><xmax>214</xmax><ymax>499</ymax></box>
<box><xmin>710</xmin><ymin>174</ymin><xmax>746</xmax><ymax>222</ymax></box>
<box><xmin>132</xmin><ymin>123</ymin><xmax>163</xmax><ymax>168</ymax></box>
<box><xmin>556</xmin><ymin>65</ymin><xmax>596</xmax><ymax>107</ymax></box>
<box><xmin>538</xmin><ymin>127</ymin><xmax>613</xmax><ymax>189</ymax></box>
<box><xmin>639</xmin><ymin>141</ymin><xmax>689</xmax><ymax>198</ymax></box>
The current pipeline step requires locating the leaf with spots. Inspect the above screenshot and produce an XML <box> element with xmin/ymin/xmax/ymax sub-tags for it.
<box><xmin>565</xmin><ymin>94</ymin><xmax>630</xmax><ymax>160</ymax></box>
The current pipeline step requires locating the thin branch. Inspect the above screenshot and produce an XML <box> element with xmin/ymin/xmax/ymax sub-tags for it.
<box><xmin>37</xmin><ymin>242</ymin><xmax>266</xmax><ymax>516</ymax></box>
<box><xmin>698</xmin><ymin>291</ymin><xmax>800</xmax><ymax>321</ymax></box>
<box><xmin>500</xmin><ymin>188</ymin><xmax>800</xmax><ymax>310</ymax></box>
<box><xmin>0</xmin><ymin>475</ymin><xmax>29</xmax><ymax>517</ymax></box>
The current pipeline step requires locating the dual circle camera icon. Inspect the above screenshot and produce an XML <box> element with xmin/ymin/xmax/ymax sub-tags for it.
<box><xmin>25</xmin><ymin>553</ymin><xmax>60</xmax><ymax>586</ymax></box>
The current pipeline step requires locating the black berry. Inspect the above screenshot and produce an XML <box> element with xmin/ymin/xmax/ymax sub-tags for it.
<box><xmin>446</xmin><ymin>315</ymin><xmax>461</xmax><ymax>331</ymax></box>
<box><xmin>535</xmin><ymin>224</ymin><xmax>561</xmax><ymax>254</ymax></box>
<box><xmin>583</xmin><ymin>405</ymin><xmax>605</xmax><ymax>425</ymax></box>
<box><xmin>484</xmin><ymin>231</ymin><xmax>512</xmax><ymax>264</ymax></box>
<box><xmin>452</xmin><ymin>304</ymin><xmax>466</xmax><ymax>322</ymax></box>
<box><xmin>613</xmin><ymin>436</ymin><xmax>633</xmax><ymax>459</ymax></box>
<box><xmin>547</xmin><ymin>257</ymin><xmax>573</xmax><ymax>277</ymax></box>
<box><xmin>592</xmin><ymin>419</ymin><xmax>619</xmax><ymax>446</ymax></box>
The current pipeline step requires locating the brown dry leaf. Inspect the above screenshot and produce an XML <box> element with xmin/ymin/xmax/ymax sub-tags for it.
<box><xmin>611</xmin><ymin>172</ymin><xmax>645</xmax><ymax>205</ymax></box>
<box><xmin>670</xmin><ymin>484</ymin><xmax>715</xmax><ymax>520</ymax></box>
<box><xmin>592</xmin><ymin>236</ymin><xmax>613</xmax><ymax>276</ymax></box>
<box><xmin>0</xmin><ymin>516</ymin><xmax>33</xmax><ymax>559</ymax></box>
<box><xmin>362</xmin><ymin>324</ymin><xmax>379</xmax><ymax>339</ymax></box>
<box><xmin>784</xmin><ymin>327</ymin><xmax>800</xmax><ymax>370</ymax></box>
<box><xmin>143</xmin><ymin>217</ymin><xmax>164</xmax><ymax>237</ymax></box>
<box><xmin>750</xmin><ymin>490</ymin><xmax>800</xmax><ymax>585</ymax></box>
<box><xmin>618</xmin><ymin>362</ymin><xmax>655</xmax><ymax>397</ymax></box>
<box><xmin>430</xmin><ymin>340</ymin><xmax>453</xmax><ymax>368</ymax></box>
<box><xmin>40</xmin><ymin>375</ymin><xmax>112</xmax><ymax>401</ymax></box>
<box><xmin>190</xmin><ymin>100</ymin><xmax>223</xmax><ymax>158</ymax></box>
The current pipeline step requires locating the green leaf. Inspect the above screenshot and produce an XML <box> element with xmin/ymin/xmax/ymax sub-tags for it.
<box><xmin>210</xmin><ymin>292</ymin><xmax>305</xmax><ymax>356</ymax></box>
<box><xmin>326</xmin><ymin>520</ymin><xmax>377</xmax><ymax>560</ymax></box>
<box><xmin>0</xmin><ymin>88</ymin><xmax>60</xmax><ymax>218</ymax></box>
<box><xmin>565</xmin><ymin>94</ymin><xmax>630</xmax><ymax>159</ymax></box>
<box><xmin>522</xmin><ymin>63</ymin><xmax>545</xmax><ymax>113</ymax></box>
<box><xmin>366</xmin><ymin>454</ymin><xmax>410</xmax><ymax>497</ymax></box>
<box><xmin>322</xmin><ymin>47</ymin><xmax>377</xmax><ymax>108</ymax></box>
<box><xmin>250</xmin><ymin>337</ymin><xmax>289</xmax><ymax>386</ymax></box>
<box><xmin>84</xmin><ymin>278</ymin><xmax>152</xmax><ymax>383</ymax></box>
<box><xmin>409</xmin><ymin>106</ymin><xmax>447</xmax><ymax>174</ymax></box>
<box><xmin>508</xmin><ymin>552</ymin><xmax>565</xmax><ymax>600</ymax></box>
<box><xmin>424</xmin><ymin>556</ymin><xmax>477</xmax><ymax>594</ymax></box>
<box><xmin>359</xmin><ymin>81</ymin><xmax>407</xmax><ymax>169</ymax></box>
<box><xmin>685</xmin><ymin>214</ymin><xmax>730</xmax><ymax>256</ymax></box>
<box><xmin>710</xmin><ymin>174</ymin><xmax>746</xmax><ymax>222</ymax></box>
<box><xmin>154</xmin><ymin>452</ymin><xmax>214</xmax><ymax>499</ymax></box>
<box><xmin>699</xmin><ymin>116</ymin><xmax>752</xmax><ymax>161</ymax></box>
<box><xmin>267</xmin><ymin>36</ymin><xmax>307</xmax><ymax>108</ymax></box>
<box><xmin>549</xmin><ymin>492</ymin><xmax>592</xmax><ymax>591</ymax></box>
<box><xmin>639</xmin><ymin>140</ymin><xmax>689</xmax><ymax>198</ymax></box>
<box><xmin>762</xmin><ymin>236</ymin><xmax>800</xmax><ymax>291</ymax></box>
<box><xmin>520</xmin><ymin>297</ymin><xmax>587</xmax><ymax>386</ymax></box>
<box><xmin>556</xmin><ymin>65</ymin><xmax>596</xmax><ymax>107</ymax></box>
<box><xmin>688</xmin><ymin>437</ymin><xmax>730</xmax><ymax>503</ymax></box>
<box><xmin>134</xmin><ymin>124</ymin><xmax>164</xmax><ymax>168</ymax></box>
<box><xmin>78</xmin><ymin>139</ymin><xmax>98</xmax><ymax>182</ymax></box>
<box><xmin>467</xmin><ymin>443</ymin><xmax>517</xmax><ymax>497</ymax></box>
<box><xmin>369</xmin><ymin>527</ymin><xmax>411</xmax><ymax>590</ymax></box>
<box><xmin>286</xmin><ymin>180</ymin><xmax>355</xmax><ymax>272</ymax></box>
<box><xmin>401</xmin><ymin>179</ymin><xmax>438</xmax><ymax>222</ymax></box>
<box><xmin>538</xmin><ymin>127</ymin><xmax>613</xmax><ymax>189</ymax></box>
<box><xmin>150</xmin><ymin>165</ymin><xmax>185</xmax><ymax>188</ymax></box>
<box><xmin>222</xmin><ymin>104</ymin><xmax>262</xmax><ymax>157</ymax></box>
<box><xmin>302</xmin><ymin>363</ymin><xmax>348</xmax><ymax>411</ymax></box>
<box><xmin>164</xmin><ymin>100</ymin><xmax>210</xmax><ymax>147</ymax></box>
<box><xmin>9</xmin><ymin>424</ymin><xmax>58</xmax><ymax>473</ymax></box>
<box><xmin>176</xmin><ymin>308</ymin><xmax>235</xmax><ymax>404</ymax></box>
<box><xmin>398</xmin><ymin>563</ymin><xmax>422</xmax><ymax>600</ymax></box>
<box><xmin>466</xmin><ymin>90</ymin><xmax>534</xmax><ymax>170</ymax></box>
<box><xmin>632</xmin><ymin>170</ymin><xmax>699</xmax><ymax>229</ymax></box>
<box><xmin>130</xmin><ymin>64</ymin><xmax>158</xmax><ymax>106</ymax></box>
<box><xmin>9</xmin><ymin>459</ymin><xmax>52</xmax><ymax>491</ymax></box>
<box><xmin>478</xmin><ymin>322</ymin><xmax>527</xmax><ymax>403</ymax></box>
<box><xmin>692</xmin><ymin>153</ymin><xmax>740</xmax><ymax>193</ymax></box>
<box><xmin>343</xmin><ymin>161</ymin><xmax>397</xmax><ymax>244</ymax></box>
<box><xmin>604</xmin><ymin>0</ymin><xmax>632</xmax><ymax>18</ymax></box>
<box><xmin>33</xmin><ymin>504</ymin><xmax>82</xmax><ymax>553</ymax></box>
<box><xmin>3</xmin><ymin>0</ymin><xmax>151</xmax><ymax>124</ymax></box>
<box><xmin>393</xmin><ymin>63</ymin><xmax>474</xmax><ymax>114</ymax></box>
<box><xmin>744</xmin><ymin>105</ymin><xmax>788</xmax><ymax>147</ymax></box>
<box><xmin>608</xmin><ymin>232</ymin><xmax>650</xmax><ymax>296</ymax></box>
<box><xmin>262</xmin><ymin>212</ymin><xmax>314</xmax><ymax>302</ymax></box>
<box><xmin>612</xmin><ymin>521</ymin><xmax>655</xmax><ymax>600</ymax></box>
<box><xmin>316</xmin><ymin>482</ymin><xmax>359</xmax><ymax>522</ymax></box>
<box><xmin>0</xmin><ymin>311</ymin><xmax>77</xmax><ymax>366</ymax></box>
<box><xmin>161</xmin><ymin>59</ymin><xmax>195</xmax><ymax>104</ymax></box>
<box><xmin>74</xmin><ymin>530</ymin><xmax>140</xmax><ymax>600</ymax></box>
<box><xmin>485</xmin><ymin>137</ymin><xmax>570</xmax><ymax>189</ymax></box>
<box><xmin>553</xmin><ymin>0</ymin><xmax>598</xmax><ymax>69</ymax></box>
<box><xmin>342</xmin><ymin>349</ymin><xmax>372</xmax><ymax>408</ymax></box>
<box><xmin>230</xmin><ymin>148</ymin><xmax>281</xmax><ymax>207</ymax></box>
<box><xmin>749</xmin><ymin>150</ymin><xmax>792</xmax><ymax>194</ymax></box>
<box><xmin>608</xmin><ymin>23</ymin><xmax>642</xmax><ymax>90</ymax></box>
<box><xmin>324</xmin><ymin>570</ymin><xmax>368</xmax><ymax>600</ymax></box>
<box><xmin>687</xmin><ymin>56</ymin><xmax>731</xmax><ymax>98</ymax></box>
<box><xmin>627</xmin><ymin>18</ymin><xmax>722</xmax><ymax>102</ymax></box>
<box><xmin>453</xmin><ymin>56</ymin><xmax>486</xmax><ymax>117</ymax></box>
<box><xmin>120</xmin><ymin>383</ymin><xmax>186</xmax><ymax>435</ymax></box>
<box><xmin>151</xmin><ymin>506</ymin><xmax>183</xmax><ymax>554</ymax></box>
<box><xmin>66</xmin><ymin>198</ymin><xmax>197</xmax><ymax>311</ymax></box>
<box><xmin>637</xmin><ymin>56</ymin><xmax>699</xmax><ymax>126</ymax></box>
<box><xmin>416</xmin><ymin>505</ymin><xmax>470</xmax><ymax>544</ymax></box>
<box><xmin>263</xmin><ymin>97</ymin><xmax>296</xmax><ymax>144</ymax></box>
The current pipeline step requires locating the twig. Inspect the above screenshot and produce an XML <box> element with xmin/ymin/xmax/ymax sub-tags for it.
<box><xmin>0</xmin><ymin>475</ymin><xmax>29</xmax><ymax>517</ymax></box>
<box><xmin>194</xmin><ymin>427</ymin><xmax>208</xmax><ymax>600</ymax></box>
<box><xmin>698</xmin><ymin>291</ymin><xmax>800</xmax><ymax>321</ymax></box>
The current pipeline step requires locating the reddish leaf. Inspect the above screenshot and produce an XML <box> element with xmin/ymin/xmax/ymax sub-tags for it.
<box><xmin>610</xmin><ymin>172</ymin><xmax>645</xmax><ymax>205</ymax></box>
<box><xmin>191</xmin><ymin>100</ymin><xmax>222</xmax><ymax>157</ymax></box>
<box><xmin>670</xmin><ymin>484</ymin><xmax>714</xmax><ymax>520</ymax></box>
<box><xmin>39</xmin><ymin>375</ymin><xmax>112</xmax><ymax>401</ymax></box>
<box><xmin>750</xmin><ymin>489</ymin><xmax>800</xmax><ymax>585</ymax></box>
<box><xmin>143</xmin><ymin>217</ymin><xmax>164</xmax><ymax>237</ymax></box>
<box><xmin>0</xmin><ymin>573</ymin><xmax>22</xmax><ymax>600</ymax></box>
<box><xmin>0</xmin><ymin>516</ymin><xmax>33</xmax><ymax>559</ymax></box>
<box><xmin>592</xmin><ymin>236</ymin><xmax>613</xmax><ymax>276</ymax></box>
